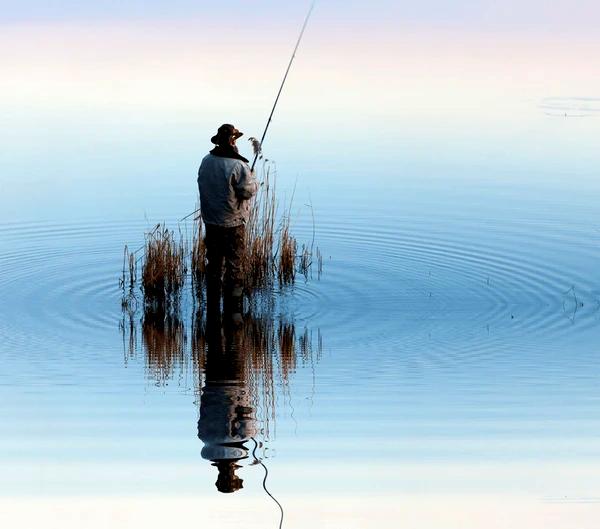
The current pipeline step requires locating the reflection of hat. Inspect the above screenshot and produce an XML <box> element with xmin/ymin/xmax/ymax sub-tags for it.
<box><xmin>214</xmin><ymin>460</ymin><xmax>244</xmax><ymax>493</ymax></box>
<box><xmin>211</xmin><ymin>124</ymin><xmax>244</xmax><ymax>145</ymax></box>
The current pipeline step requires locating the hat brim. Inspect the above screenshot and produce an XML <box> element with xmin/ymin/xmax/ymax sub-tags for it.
<box><xmin>211</xmin><ymin>130</ymin><xmax>244</xmax><ymax>145</ymax></box>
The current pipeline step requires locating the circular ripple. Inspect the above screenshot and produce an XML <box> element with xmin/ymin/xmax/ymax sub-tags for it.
<box><xmin>286</xmin><ymin>214</ymin><xmax>600</xmax><ymax>355</ymax></box>
<box><xmin>1</xmin><ymin>214</ymin><xmax>599</xmax><ymax>364</ymax></box>
<box><xmin>0</xmin><ymin>220</ymin><xmax>150</xmax><ymax>350</ymax></box>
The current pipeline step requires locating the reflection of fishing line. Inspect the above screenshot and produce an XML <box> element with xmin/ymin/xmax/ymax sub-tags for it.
<box><xmin>251</xmin><ymin>436</ymin><xmax>284</xmax><ymax>529</ymax></box>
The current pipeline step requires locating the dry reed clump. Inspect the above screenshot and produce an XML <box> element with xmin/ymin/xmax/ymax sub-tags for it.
<box><xmin>278</xmin><ymin>216</ymin><xmax>297</xmax><ymax>285</ymax></box>
<box><xmin>243</xmin><ymin>162</ymin><xmax>276</xmax><ymax>289</ymax></box>
<box><xmin>232</xmin><ymin>153</ymin><xmax>314</xmax><ymax>289</ymax></box>
<box><xmin>141</xmin><ymin>224</ymin><xmax>187</xmax><ymax>305</ymax></box>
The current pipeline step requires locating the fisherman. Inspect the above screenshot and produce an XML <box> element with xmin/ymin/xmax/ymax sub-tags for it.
<box><xmin>197</xmin><ymin>124</ymin><xmax>258</xmax><ymax>318</ymax></box>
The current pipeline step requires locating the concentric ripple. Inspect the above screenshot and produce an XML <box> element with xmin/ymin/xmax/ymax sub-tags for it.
<box><xmin>0</xmin><ymin>220</ymin><xmax>148</xmax><ymax>350</ymax></box>
<box><xmin>1</xmin><ymin>212</ymin><xmax>599</xmax><ymax>362</ymax></box>
<box><xmin>287</xmin><ymin>213</ymin><xmax>600</xmax><ymax>353</ymax></box>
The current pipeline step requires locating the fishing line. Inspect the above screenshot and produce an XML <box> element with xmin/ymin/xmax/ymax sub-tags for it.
<box><xmin>251</xmin><ymin>436</ymin><xmax>284</xmax><ymax>529</ymax></box>
<box><xmin>250</xmin><ymin>1</ymin><xmax>316</xmax><ymax>172</ymax></box>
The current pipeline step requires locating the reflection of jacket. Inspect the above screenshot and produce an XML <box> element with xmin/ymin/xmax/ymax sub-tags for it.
<box><xmin>198</xmin><ymin>382</ymin><xmax>256</xmax><ymax>461</ymax></box>
<box><xmin>197</xmin><ymin>154</ymin><xmax>258</xmax><ymax>228</ymax></box>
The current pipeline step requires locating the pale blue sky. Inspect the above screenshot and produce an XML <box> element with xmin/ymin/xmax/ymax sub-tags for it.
<box><xmin>1</xmin><ymin>0</ymin><xmax>599</xmax><ymax>216</ymax></box>
<box><xmin>3</xmin><ymin>0</ymin><xmax>600</xmax><ymax>35</ymax></box>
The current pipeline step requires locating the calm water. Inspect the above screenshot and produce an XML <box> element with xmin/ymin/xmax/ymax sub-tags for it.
<box><xmin>2</xmin><ymin>70</ymin><xmax>600</xmax><ymax>527</ymax></box>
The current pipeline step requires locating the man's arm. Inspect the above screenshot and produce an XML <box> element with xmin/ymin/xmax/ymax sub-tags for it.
<box><xmin>232</xmin><ymin>162</ymin><xmax>258</xmax><ymax>200</ymax></box>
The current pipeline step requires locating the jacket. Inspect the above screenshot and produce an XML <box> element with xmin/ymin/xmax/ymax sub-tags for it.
<box><xmin>197</xmin><ymin>154</ymin><xmax>258</xmax><ymax>227</ymax></box>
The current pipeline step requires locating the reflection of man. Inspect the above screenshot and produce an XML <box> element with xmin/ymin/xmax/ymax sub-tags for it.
<box><xmin>197</xmin><ymin>311</ymin><xmax>257</xmax><ymax>493</ymax></box>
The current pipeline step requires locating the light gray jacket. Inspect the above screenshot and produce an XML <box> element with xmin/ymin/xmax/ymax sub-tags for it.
<box><xmin>197</xmin><ymin>154</ymin><xmax>258</xmax><ymax>227</ymax></box>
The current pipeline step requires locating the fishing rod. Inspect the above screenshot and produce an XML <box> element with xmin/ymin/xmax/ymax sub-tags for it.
<box><xmin>181</xmin><ymin>2</ymin><xmax>315</xmax><ymax>222</ymax></box>
<box><xmin>250</xmin><ymin>0</ymin><xmax>315</xmax><ymax>172</ymax></box>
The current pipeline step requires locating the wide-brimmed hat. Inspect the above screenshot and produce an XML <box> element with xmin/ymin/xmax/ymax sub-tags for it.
<box><xmin>211</xmin><ymin>124</ymin><xmax>244</xmax><ymax>145</ymax></box>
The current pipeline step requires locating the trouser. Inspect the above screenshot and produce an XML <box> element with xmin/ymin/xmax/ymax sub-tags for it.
<box><xmin>205</xmin><ymin>224</ymin><xmax>245</xmax><ymax>305</ymax></box>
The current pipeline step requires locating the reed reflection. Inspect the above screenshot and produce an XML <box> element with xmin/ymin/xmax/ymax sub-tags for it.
<box><xmin>142</xmin><ymin>308</ymin><xmax>186</xmax><ymax>384</ymax></box>
<box><xmin>120</xmin><ymin>302</ymin><xmax>322</xmax><ymax>494</ymax></box>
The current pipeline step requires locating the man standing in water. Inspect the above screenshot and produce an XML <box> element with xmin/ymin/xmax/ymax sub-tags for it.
<box><xmin>197</xmin><ymin>124</ymin><xmax>258</xmax><ymax>319</ymax></box>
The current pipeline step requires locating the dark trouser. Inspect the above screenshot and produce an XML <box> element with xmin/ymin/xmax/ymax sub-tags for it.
<box><xmin>205</xmin><ymin>224</ymin><xmax>245</xmax><ymax>307</ymax></box>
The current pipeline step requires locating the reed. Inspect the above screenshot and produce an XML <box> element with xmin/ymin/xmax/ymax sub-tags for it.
<box><xmin>141</xmin><ymin>224</ymin><xmax>187</xmax><ymax>306</ymax></box>
<box><xmin>120</xmin><ymin>245</ymin><xmax>138</xmax><ymax>311</ymax></box>
<box><xmin>120</xmin><ymin>245</ymin><xmax>137</xmax><ymax>291</ymax></box>
<box><xmin>190</xmin><ymin>214</ymin><xmax>206</xmax><ymax>298</ymax></box>
<box><xmin>278</xmin><ymin>215</ymin><xmax>297</xmax><ymax>285</ymax></box>
<box><xmin>243</xmin><ymin>162</ymin><xmax>277</xmax><ymax>289</ymax></box>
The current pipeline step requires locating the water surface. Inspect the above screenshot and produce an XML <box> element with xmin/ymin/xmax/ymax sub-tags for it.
<box><xmin>2</xmin><ymin>16</ymin><xmax>600</xmax><ymax>527</ymax></box>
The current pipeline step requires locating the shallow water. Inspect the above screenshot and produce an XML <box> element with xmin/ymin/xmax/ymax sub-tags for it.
<box><xmin>2</xmin><ymin>155</ymin><xmax>600</xmax><ymax>527</ymax></box>
<box><xmin>2</xmin><ymin>14</ymin><xmax>600</xmax><ymax>521</ymax></box>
